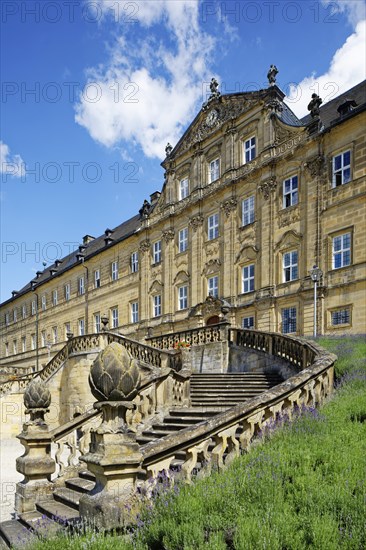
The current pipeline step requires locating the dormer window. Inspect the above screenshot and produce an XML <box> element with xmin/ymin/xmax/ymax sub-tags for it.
<box><xmin>179</xmin><ymin>178</ymin><xmax>189</xmax><ymax>200</ymax></box>
<box><xmin>209</xmin><ymin>158</ymin><xmax>220</xmax><ymax>183</ymax></box>
<box><xmin>243</xmin><ymin>136</ymin><xmax>256</xmax><ymax>163</ymax></box>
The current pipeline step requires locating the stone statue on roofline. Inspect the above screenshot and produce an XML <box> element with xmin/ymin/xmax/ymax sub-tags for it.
<box><xmin>210</xmin><ymin>77</ymin><xmax>220</xmax><ymax>97</ymax></box>
<box><xmin>267</xmin><ymin>65</ymin><xmax>278</xmax><ymax>86</ymax></box>
<box><xmin>308</xmin><ymin>93</ymin><xmax>323</xmax><ymax>118</ymax></box>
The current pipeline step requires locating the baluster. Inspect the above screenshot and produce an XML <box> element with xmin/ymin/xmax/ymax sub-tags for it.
<box><xmin>212</xmin><ymin>424</ymin><xmax>240</xmax><ymax>470</ymax></box>
<box><xmin>181</xmin><ymin>439</ymin><xmax>212</xmax><ymax>483</ymax></box>
<box><xmin>55</xmin><ymin>440</ymin><xmax>65</xmax><ymax>477</ymax></box>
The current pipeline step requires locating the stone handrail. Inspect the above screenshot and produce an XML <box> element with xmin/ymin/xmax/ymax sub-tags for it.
<box><xmin>139</xmin><ymin>333</ymin><xmax>336</xmax><ymax>482</ymax></box>
<box><xmin>146</xmin><ymin>322</ymin><xmax>229</xmax><ymax>350</ymax></box>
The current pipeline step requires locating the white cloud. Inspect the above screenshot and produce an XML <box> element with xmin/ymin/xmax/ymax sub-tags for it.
<box><xmin>321</xmin><ymin>0</ymin><xmax>366</xmax><ymax>28</ymax></box>
<box><xmin>75</xmin><ymin>0</ymin><xmax>217</xmax><ymax>158</ymax></box>
<box><xmin>0</xmin><ymin>141</ymin><xmax>26</xmax><ymax>178</ymax></box>
<box><xmin>287</xmin><ymin>19</ymin><xmax>366</xmax><ymax>118</ymax></box>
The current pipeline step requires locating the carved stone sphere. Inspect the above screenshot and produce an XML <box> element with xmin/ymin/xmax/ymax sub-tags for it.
<box><xmin>90</xmin><ymin>342</ymin><xmax>141</xmax><ymax>402</ymax></box>
<box><xmin>24</xmin><ymin>380</ymin><xmax>51</xmax><ymax>410</ymax></box>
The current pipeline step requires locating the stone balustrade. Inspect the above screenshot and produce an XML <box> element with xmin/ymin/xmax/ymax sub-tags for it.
<box><xmin>147</xmin><ymin>322</ymin><xmax>228</xmax><ymax>350</ymax></box>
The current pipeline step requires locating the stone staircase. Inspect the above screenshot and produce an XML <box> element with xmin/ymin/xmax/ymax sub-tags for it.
<box><xmin>0</xmin><ymin>372</ymin><xmax>283</xmax><ymax>548</ymax></box>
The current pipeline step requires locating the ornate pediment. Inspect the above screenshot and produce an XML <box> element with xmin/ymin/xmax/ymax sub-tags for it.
<box><xmin>173</xmin><ymin>270</ymin><xmax>190</xmax><ymax>285</ymax></box>
<box><xmin>149</xmin><ymin>280</ymin><xmax>163</xmax><ymax>294</ymax></box>
<box><xmin>274</xmin><ymin>229</ymin><xmax>302</xmax><ymax>251</ymax></box>
<box><xmin>202</xmin><ymin>258</ymin><xmax>221</xmax><ymax>276</ymax></box>
<box><xmin>272</xmin><ymin>117</ymin><xmax>304</xmax><ymax>146</ymax></box>
<box><xmin>236</xmin><ymin>245</ymin><xmax>258</xmax><ymax>264</ymax></box>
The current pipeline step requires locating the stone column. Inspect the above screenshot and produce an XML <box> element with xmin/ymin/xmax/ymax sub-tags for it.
<box><xmin>15</xmin><ymin>380</ymin><xmax>55</xmax><ymax>514</ymax></box>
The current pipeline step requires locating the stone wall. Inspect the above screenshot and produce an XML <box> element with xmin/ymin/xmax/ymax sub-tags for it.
<box><xmin>228</xmin><ymin>344</ymin><xmax>297</xmax><ymax>379</ymax></box>
<box><xmin>184</xmin><ymin>341</ymin><xmax>229</xmax><ymax>373</ymax></box>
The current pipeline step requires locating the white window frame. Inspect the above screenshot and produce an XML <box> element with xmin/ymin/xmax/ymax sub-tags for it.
<box><xmin>31</xmin><ymin>300</ymin><xmax>36</xmax><ymax>315</ymax></box>
<box><xmin>52</xmin><ymin>290</ymin><xmax>58</xmax><ymax>306</ymax></box>
<box><xmin>31</xmin><ymin>334</ymin><xmax>36</xmax><ymax>350</ymax></box>
<box><xmin>332</xmin><ymin>233</ymin><xmax>351</xmax><ymax>269</ymax></box>
<box><xmin>178</xmin><ymin>228</ymin><xmax>188</xmax><ymax>253</ymax></box>
<box><xmin>13</xmin><ymin>308</ymin><xmax>17</xmax><ymax>323</ymax></box>
<box><xmin>22</xmin><ymin>304</ymin><xmax>27</xmax><ymax>319</ymax></box>
<box><xmin>179</xmin><ymin>177</ymin><xmax>189</xmax><ymax>200</ymax></box>
<box><xmin>209</xmin><ymin>158</ymin><xmax>220</xmax><ymax>183</ymax></box>
<box><xmin>178</xmin><ymin>285</ymin><xmax>188</xmax><ymax>311</ymax></box>
<box><xmin>283</xmin><ymin>250</ymin><xmax>298</xmax><ymax>282</ymax></box>
<box><xmin>332</xmin><ymin>150</ymin><xmax>351</xmax><ymax>187</ymax></box>
<box><xmin>5</xmin><ymin>312</ymin><xmax>9</xmax><ymax>326</ymax></box>
<box><xmin>111</xmin><ymin>261</ymin><xmax>118</xmax><ymax>281</ymax></box>
<box><xmin>52</xmin><ymin>326</ymin><xmax>58</xmax><ymax>344</ymax></box>
<box><xmin>41</xmin><ymin>331</ymin><xmax>46</xmax><ymax>347</ymax></box>
<box><xmin>242</xmin><ymin>316</ymin><xmax>254</xmax><ymax>329</ymax></box>
<box><xmin>208</xmin><ymin>276</ymin><xmax>219</xmax><ymax>298</ymax></box>
<box><xmin>21</xmin><ymin>336</ymin><xmax>26</xmax><ymax>353</ymax></box>
<box><xmin>208</xmin><ymin>213</ymin><xmax>219</xmax><ymax>241</ymax></box>
<box><xmin>41</xmin><ymin>295</ymin><xmax>47</xmax><ymax>311</ymax></box>
<box><xmin>242</xmin><ymin>264</ymin><xmax>255</xmax><ymax>294</ymax></box>
<box><xmin>243</xmin><ymin>136</ymin><xmax>256</xmax><ymax>164</ymax></box>
<box><xmin>94</xmin><ymin>270</ymin><xmax>101</xmax><ymax>289</ymax></box>
<box><xmin>78</xmin><ymin>319</ymin><xmax>85</xmax><ymax>336</ymax></box>
<box><xmin>153</xmin><ymin>295</ymin><xmax>162</xmax><ymax>318</ymax></box>
<box><xmin>13</xmin><ymin>340</ymin><xmax>17</xmax><ymax>355</ymax></box>
<box><xmin>242</xmin><ymin>196</ymin><xmax>255</xmax><ymax>226</ymax></box>
<box><xmin>64</xmin><ymin>323</ymin><xmax>71</xmax><ymax>339</ymax></box>
<box><xmin>64</xmin><ymin>284</ymin><xmax>70</xmax><ymax>301</ymax></box>
<box><xmin>131</xmin><ymin>302</ymin><xmax>139</xmax><ymax>324</ymax></box>
<box><xmin>283</xmin><ymin>175</ymin><xmax>298</xmax><ymax>208</ymax></box>
<box><xmin>78</xmin><ymin>276</ymin><xmax>85</xmax><ymax>296</ymax></box>
<box><xmin>5</xmin><ymin>342</ymin><xmax>9</xmax><ymax>357</ymax></box>
<box><xmin>131</xmin><ymin>252</ymin><xmax>138</xmax><ymax>273</ymax></box>
<box><xmin>282</xmin><ymin>307</ymin><xmax>297</xmax><ymax>334</ymax></box>
<box><xmin>153</xmin><ymin>241</ymin><xmax>162</xmax><ymax>264</ymax></box>
<box><xmin>94</xmin><ymin>313</ymin><xmax>101</xmax><ymax>333</ymax></box>
<box><xmin>111</xmin><ymin>307</ymin><xmax>119</xmax><ymax>329</ymax></box>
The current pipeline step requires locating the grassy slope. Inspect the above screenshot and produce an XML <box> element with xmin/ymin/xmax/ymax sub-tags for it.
<box><xmin>27</xmin><ymin>337</ymin><xmax>366</xmax><ymax>550</ymax></box>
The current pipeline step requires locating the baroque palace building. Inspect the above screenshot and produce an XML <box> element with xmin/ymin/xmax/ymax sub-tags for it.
<box><xmin>1</xmin><ymin>73</ymin><xmax>365</xmax><ymax>374</ymax></box>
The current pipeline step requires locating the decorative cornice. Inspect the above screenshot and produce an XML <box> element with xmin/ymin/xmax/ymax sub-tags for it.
<box><xmin>305</xmin><ymin>155</ymin><xmax>325</xmax><ymax>178</ymax></box>
<box><xmin>162</xmin><ymin>229</ymin><xmax>175</xmax><ymax>243</ymax></box>
<box><xmin>258</xmin><ymin>177</ymin><xmax>277</xmax><ymax>200</ymax></box>
<box><xmin>189</xmin><ymin>215</ymin><xmax>204</xmax><ymax>232</ymax></box>
<box><xmin>220</xmin><ymin>198</ymin><xmax>238</xmax><ymax>218</ymax></box>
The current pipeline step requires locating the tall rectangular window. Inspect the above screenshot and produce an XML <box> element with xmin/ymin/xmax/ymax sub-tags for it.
<box><xmin>13</xmin><ymin>308</ymin><xmax>17</xmax><ymax>323</ymax></box>
<box><xmin>31</xmin><ymin>334</ymin><xmax>36</xmax><ymax>350</ymax></box>
<box><xmin>282</xmin><ymin>307</ymin><xmax>297</xmax><ymax>334</ymax></box>
<box><xmin>332</xmin><ymin>150</ymin><xmax>351</xmax><ymax>187</ymax></box>
<box><xmin>209</xmin><ymin>158</ymin><xmax>220</xmax><ymax>183</ymax></box>
<box><xmin>283</xmin><ymin>251</ymin><xmax>298</xmax><ymax>282</ymax></box>
<box><xmin>332</xmin><ymin>233</ymin><xmax>351</xmax><ymax>269</ymax></box>
<box><xmin>5</xmin><ymin>342</ymin><xmax>9</xmax><ymax>357</ymax></box>
<box><xmin>41</xmin><ymin>295</ymin><xmax>47</xmax><ymax>311</ymax></box>
<box><xmin>111</xmin><ymin>261</ymin><xmax>118</xmax><ymax>281</ymax></box>
<box><xmin>21</xmin><ymin>337</ymin><xmax>26</xmax><ymax>353</ymax></box>
<box><xmin>208</xmin><ymin>276</ymin><xmax>219</xmax><ymax>298</ymax></box>
<box><xmin>52</xmin><ymin>290</ymin><xmax>58</xmax><ymax>306</ymax></box>
<box><xmin>242</xmin><ymin>316</ymin><xmax>254</xmax><ymax>329</ymax></box>
<box><xmin>179</xmin><ymin>178</ymin><xmax>189</xmax><ymax>200</ymax></box>
<box><xmin>94</xmin><ymin>270</ymin><xmax>101</xmax><ymax>288</ymax></box>
<box><xmin>242</xmin><ymin>264</ymin><xmax>255</xmax><ymax>293</ymax></box>
<box><xmin>64</xmin><ymin>284</ymin><xmax>70</xmax><ymax>301</ymax></box>
<box><xmin>178</xmin><ymin>228</ymin><xmax>188</xmax><ymax>253</ymax></box>
<box><xmin>31</xmin><ymin>300</ymin><xmax>36</xmax><ymax>315</ymax></box>
<box><xmin>52</xmin><ymin>326</ymin><xmax>58</xmax><ymax>344</ymax></box>
<box><xmin>131</xmin><ymin>252</ymin><xmax>139</xmax><ymax>273</ymax></box>
<box><xmin>178</xmin><ymin>286</ymin><xmax>188</xmax><ymax>310</ymax></box>
<box><xmin>153</xmin><ymin>295</ymin><xmax>162</xmax><ymax>317</ymax></box>
<box><xmin>283</xmin><ymin>175</ymin><xmax>298</xmax><ymax>208</ymax></box>
<box><xmin>13</xmin><ymin>340</ymin><xmax>17</xmax><ymax>355</ymax></box>
<box><xmin>131</xmin><ymin>302</ymin><xmax>139</xmax><ymax>324</ymax></box>
<box><xmin>64</xmin><ymin>323</ymin><xmax>71</xmax><ymax>339</ymax></box>
<box><xmin>78</xmin><ymin>319</ymin><xmax>85</xmax><ymax>336</ymax></box>
<box><xmin>242</xmin><ymin>196</ymin><xmax>255</xmax><ymax>226</ymax></box>
<box><xmin>41</xmin><ymin>330</ymin><xmax>46</xmax><ymax>347</ymax></box>
<box><xmin>22</xmin><ymin>304</ymin><xmax>27</xmax><ymax>319</ymax></box>
<box><xmin>94</xmin><ymin>313</ymin><xmax>101</xmax><ymax>333</ymax></box>
<box><xmin>153</xmin><ymin>241</ymin><xmax>162</xmax><ymax>264</ymax></box>
<box><xmin>208</xmin><ymin>213</ymin><xmax>219</xmax><ymax>240</ymax></box>
<box><xmin>111</xmin><ymin>307</ymin><xmax>119</xmax><ymax>329</ymax></box>
<box><xmin>243</xmin><ymin>136</ymin><xmax>256</xmax><ymax>163</ymax></box>
<box><xmin>5</xmin><ymin>312</ymin><xmax>9</xmax><ymax>326</ymax></box>
<box><xmin>78</xmin><ymin>276</ymin><xmax>85</xmax><ymax>296</ymax></box>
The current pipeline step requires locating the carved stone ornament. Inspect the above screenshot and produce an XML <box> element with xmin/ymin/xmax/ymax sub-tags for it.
<box><xmin>205</xmin><ymin>242</ymin><xmax>219</xmax><ymax>257</ymax></box>
<box><xmin>278</xmin><ymin>207</ymin><xmax>300</xmax><ymax>228</ymax></box>
<box><xmin>89</xmin><ymin>343</ymin><xmax>141</xmax><ymax>402</ymax></box>
<box><xmin>267</xmin><ymin>64</ymin><xmax>278</xmax><ymax>86</ymax></box>
<box><xmin>139</xmin><ymin>239</ymin><xmax>151</xmax><ymax>254</ymax></box>
<box><xmin>162</xmin><ymin>229</ymin><xmax>175</xmax><ymax>243</ymax></box>
<box><xmin>189</xmin><ymin>215</ymin><xmax>204</xmax><ymax>232</ymax></box>
<box><xmin>273</xmin><ymin>120</ymin><xmax>296</xmax><ymax>145</ymax></box>
<box><xmin>305</xmin><ymin>155</ymin><xmax>325</xmax><ymax>178</ymax></box>
<box><xmin>24</xmin><ymin>380</ymin><xmax>51</xmax><ymax>411</ymax></box>
<box><xmin>307</xmin><ymin>93</ymin><xmax>322</xmax><ymax>119</ymax></box>
<box><xmin>258</xmin><ymin>177</ymin><xmax>277</xmax><ymax>200</ymax></box>
<box><xmin>221</xmin><ymin>198</ymin><xmax>238</xmax><ymax>218</ymax></box>
<box><xmin>202</xmin><ymin>258</ymin><xmax>221</xmax><ymax>276</ymax></box>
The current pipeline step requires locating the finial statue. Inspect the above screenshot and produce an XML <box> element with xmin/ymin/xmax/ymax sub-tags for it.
<box><xmin>210</xmin><ymin>77</ymin><xmax>220</xmax><ymax>97</ymax></box>
<box><xmin>139</xmin><ymin>199</ymin><xmax>151</xmax><ymax>219</ymax></box>
<box><xmin>307</xmin><ymin>93</ymin><xmax>323</xmax><ymax>118</ymax></box>
<box><xmin>165</xmin><ymin>142</ymin><xmax>173</xmax><ymax>157</ymax></box>
<box><xmin>267</xmin><ymin>65</ymin><xmax>278</xmax><ymax>86</ymax></box>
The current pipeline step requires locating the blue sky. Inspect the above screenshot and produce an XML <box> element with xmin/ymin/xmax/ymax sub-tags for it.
<box><xmin>1</xmin><ymin>0</ymin><xmax>365</xmax><ymax>301</ymax></box>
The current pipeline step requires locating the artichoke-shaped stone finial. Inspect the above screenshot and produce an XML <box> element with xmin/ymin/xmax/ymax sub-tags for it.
<box><xmin>24</xmin><ymin>379</ymin><xmax>51</xmax><ymax>410</ymax></box>
<box><xmin>90</xmin><ymin>343</ymin><xmax>141</xmax><ymax>402</ymax></box>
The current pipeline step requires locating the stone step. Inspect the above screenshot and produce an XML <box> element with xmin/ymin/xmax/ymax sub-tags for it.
<box><xmin>65</xmin><ymin>477</ymin><xmax>95</xmax><ymax>494</ymax></box>
<box><xmin>169</xmin><ymin>407</ymin><xmax>222</xmax><ymax>416</ymax></box>
<box><xmin>78</xmin><ymin>470</ymin><xmax>96</xmax><ymax>482</ymax></box>
<box><xmin>191</xmin><ymin>387</ymin><xmax>271</xmax><ymax>393</ymax></box>
<box><xmin>19</xmin><ymin>511</ymin><xmax>63</xmax><ymax>538</ymax></box>
<box><xmin>163</xmin><ymin>415</ymin><xmax>210</xmax><ymax>425</ymax></box>
<box><xmin>157</xmin><ymin>421</ymin><xmax>204</xmax><ymax>431</ymax></box>
<box><xmin>36</xmin><ymin>499</ymin><xmax>80</xmax><ymax>523</ymax></box>
<box><xmin>0</xmin><ymin>519</ymin><xmax>36</xmax><ymax>549</ymax></box>
<box><xmin>191</xmin><ymin>374</ymin><xmax>281</xmax><ymax>379</ymax></box>
<box><xmin>53</xmin><ymin>487</ymin><xmax>82</xmax><ymax>510</ymax></box>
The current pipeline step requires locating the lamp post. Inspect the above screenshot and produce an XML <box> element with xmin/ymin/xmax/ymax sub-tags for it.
<box><xmin>309</xmin><ymin>265</ymin><xmax>323</xmax><ymax>338</ymax></box>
